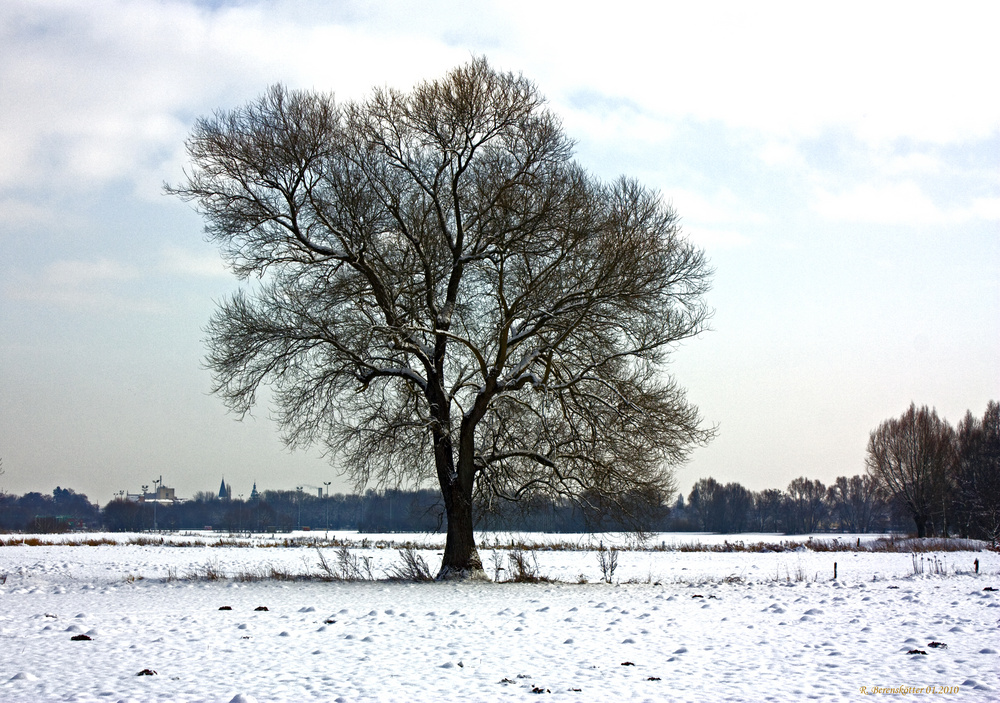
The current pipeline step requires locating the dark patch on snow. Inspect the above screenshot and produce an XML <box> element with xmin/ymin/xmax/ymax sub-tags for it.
<box><xmin>906</xmin><ymin>649</ymin><xmax>927</xmax><ymax>655</ymax></box>
<box><xmin>70</xmin><ymin>634</ymin><xmax>92</xmax><ymax>641</ymax></box>
<box><xmin>136</xmin><ymin>669</ymin><xmax>157</xmax><ymax>676</ymax></box>
<box><xmin>254</xmin><ymin>606</ymin><xmax>269</xmax><ymax>611</ymax></box>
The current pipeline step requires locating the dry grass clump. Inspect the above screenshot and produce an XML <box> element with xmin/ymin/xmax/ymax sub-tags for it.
<box><xmin>385</xmin><ymin>547</ymin><xmax>434</xmax><ymax>582</ymax></box>
<box><xmin>503</xmin><ymin>549</ymin><xmax>552</xmax><ymax>583</ymax></box>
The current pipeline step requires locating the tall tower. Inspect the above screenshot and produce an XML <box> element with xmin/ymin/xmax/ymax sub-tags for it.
<box><xmin>218</xmin><ymin>477</ymin><xmax>231</xmax><ymax>500</ymax></box>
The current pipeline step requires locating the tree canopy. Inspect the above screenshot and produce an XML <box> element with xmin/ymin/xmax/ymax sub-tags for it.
<box><xmin>171</xmin><ymin>58</ymin><xmax>714</xmax><ymax>577</ymax></box>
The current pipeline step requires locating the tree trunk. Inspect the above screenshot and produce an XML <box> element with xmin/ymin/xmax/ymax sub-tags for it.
<box><xmin>432</xmin><ymin>423</ymin><xmax>486</xmax><ymax>580</ymax></box>
<box><xmin>914</xmin><ymin>514</ymin><xmax>926</xmax><ymax>538</ymax></box>
<box><xmin>438</xmin><ymin>489</ymin><xmax>485</xmax><ymax>579</ymax></box>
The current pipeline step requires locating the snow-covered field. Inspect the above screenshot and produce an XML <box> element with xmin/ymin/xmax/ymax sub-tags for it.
<box><xmin>1</xmin><ymin>532</ymin><xmax>998</xmax><ymax>702</ymax></box>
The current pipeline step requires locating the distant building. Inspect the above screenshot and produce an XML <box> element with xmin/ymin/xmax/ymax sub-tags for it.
<box><xmin>218</xmin><ymin>478</ymin><xmax>232</xmax><ymax>501</ymax></box>
<box><xmin>152</xmin><ymin>485</ymin><xmax>176</xmax><ymax>501</ymax></box>
<box><xmin>126</xmin><ymin>478</ymin><xmax>179</xmax><ymax>503</ymax></box>
<box><xmin>250</xmin><ymin>482</ymin><xmax>260</xmax><ymax>501</ymax></box>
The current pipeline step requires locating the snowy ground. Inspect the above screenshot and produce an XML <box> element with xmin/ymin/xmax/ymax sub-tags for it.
<box><xmin>1</xmin><ymin>533</ymin><xmax>998</xmax><ymax>702</ymax></box>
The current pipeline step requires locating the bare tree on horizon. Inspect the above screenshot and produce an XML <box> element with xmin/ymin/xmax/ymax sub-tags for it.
<box><xmin>170</xmin><ymin>58</ymin><xmax>714</xmax><ymax>578</ymax></box>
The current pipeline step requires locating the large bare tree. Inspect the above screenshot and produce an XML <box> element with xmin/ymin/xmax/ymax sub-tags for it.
<box><xmin>953</xmin><ymin>401</ymin><xmax>1000</xmax><ymax>544</ymax></box>
<box><xmin>866</xmin><ymin>403</ymin><xmax>954</xmax><ymax>538</ymax></box>
<box><xmin>170</xmin><ymin>59</ymin><xmax>713</xmax><ymax>578</ymax></box>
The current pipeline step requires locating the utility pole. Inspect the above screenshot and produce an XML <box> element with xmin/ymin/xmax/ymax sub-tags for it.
<box><xmin>152</xmin><ymin>477</ymin><xmax>162</xmax><ymax>531</ymax></box>
<box><xmin>323</xmin><ymin>481</ymin><xmax>332</xmax><ymax>534</ymax></box>
<box><xmin>296</xmin><ymin>486</ymin><xmax>303</xmax><ymax>531</ymax></box>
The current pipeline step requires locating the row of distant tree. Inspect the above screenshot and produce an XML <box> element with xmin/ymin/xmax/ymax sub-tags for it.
<box><xmin>674</xmin><ymin>401</ymin><xmax>999</xmax><ymax>543</ymax></box>
<box><xmin>0</xmin><ymin>480</ymin><xmax>925</xmax><ymax>536</ymax></box>
<box><xmin>0</xmin><ymin>487</ymin><xmax>102</xmax><ymax>533</ymax></box>
<box><xmin>865</xmin><ymin>401</ymin><xmax>999</xmax><ymax>542</ymax></box>
<box><xmin>673</xmin><ymin>475</ymin><xmax>887</xmax><ymax>535</ymax></box>
<box><xmin>0</xmin><ymin>482</ymin><xmax>890</xmax><ymax>535</ymax></box>
<box><xmin>0</xmin><ymin>471</ymin><xmax>973</xmax><ymax>539</ymax></box>
<box><xmin>1</xmin><ymin>400</ymin><xmax>995</xmax><ymax>539</ymax></box>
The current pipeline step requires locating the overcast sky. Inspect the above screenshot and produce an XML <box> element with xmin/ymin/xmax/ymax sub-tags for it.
<box><xmin>1</xmin><ymin>0</ymin><xmax>997</xmax><ymax>505</ymax></box>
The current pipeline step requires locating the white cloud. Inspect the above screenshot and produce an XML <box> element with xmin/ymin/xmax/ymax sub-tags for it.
<box><xmin>4</xmin><ymin>0</ymin><xmax>997</xmax><ymax>200</ymax></box>
<box><xmin>685</xmin><ymin>227</ymin><xmax>752</xmax><ymax>251</ymax></box>
<box><xmin>41</xmin><ymin>259</ymin><xmax>140</xmax><ymax>287</ymax></box>
<box><xmin>813</xmin><ymin>182</ymin><xmax>1000</xmax><ymax>226</ymax></box>
<box><xmin>158</xmin><ymin>247</ymin><xmax>228</xmax><ymax>278</ymax></box>
<box><xmin>0</xmin><ymin>0</ymin><xmax>468</xmax><ymax>193</ymax></box>
<box><xmin>670</xmin><ymin>188</ymin><xmax>766</xmax><ymax>227</ymax></box>
<box><xmin>0</xmin><ymin>197</ymin><xmax>80</xmax><ymax>231</ymax></box>
<box><xmin>511</xmin><ymin>1</ymin><xmax>1000</xmax><ymax>145</ymax></box>
<box><xmin>2</xmin><ymin>258</ymin><xmax>163</xmax><ymax>311</ymax></box>
<box><xmin>813</xmin><ymin>182</ymin><xmax>941</xmax><ymax>225</ymax></box>
<box><xmin>970</xmin><ymin>197</ymin><xmax>1000</xmax><ymax>221</ymax></box>
<box><xmin>3</xmin><ymin>250</ymin><xmax>230</xmax><ymax>309</ymax></box>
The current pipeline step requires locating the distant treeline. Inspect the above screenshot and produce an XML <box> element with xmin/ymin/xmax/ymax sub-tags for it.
<box><xmin>1</xmin><ymin>458</ymin><xmax>994</xmax><ymax>541</ymax></box>
<box><xmin>0</xmin><ymin>478</ymin><xmax>916</xmax><ymax>536</ymax></box>
<box><xmin>672</xmin><ymin>475</ymin><xmax>909</xmax><ymax>535</ymax></box>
